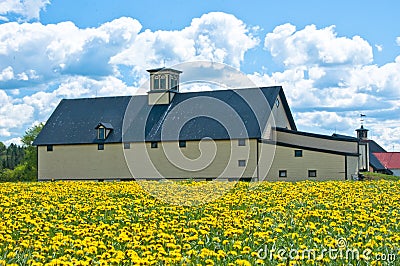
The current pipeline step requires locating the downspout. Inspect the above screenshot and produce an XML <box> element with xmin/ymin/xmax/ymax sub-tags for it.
<box><xmin>357</xmin><ymin>140</ymin><xmax>360</xmax><ymax>173</ymax></box>
<box><xmin>256</xmin><ymin>139</ymin><xmax>260</xmax><ymax>181</ymax></box>
<box><xmin>36</xmin><ymin>146</ymin><xmax>39</xmax><ymax>181</ymax></box>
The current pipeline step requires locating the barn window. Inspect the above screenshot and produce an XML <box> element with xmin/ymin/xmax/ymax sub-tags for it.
<box><xmin>151</xmin><ymin>142</ymin><xmax>158</xmax><ymax>148</ymax></box>
<box><xmin>95</xmin><ymin>123</ymin><xmax>113</xmax><ymax>140</ymax></box>
<box><xmin>238</xmin><ymin>139</ymin><xmax>246</xmax><ymax>146</ymax></box>
<box><xmin>98</xmin><ymin>144</ymin><xmax>104</xmax><ymax>150</ymax></box>
<box><xmin>295</xmin><ymin>150</ymin><xmax>303</xmax><ymax>157</ymax></box>
<box><xmin>124</xmin><ymin>143</ymin><xmax>131</xmax><ymax>149</ymax></box>
<box><xmin>47</xmin><ymin>145</ymin><xmax>53</xmax><ymax>152</ymax></box>
<box><xmin>98</xmin><ymin>127</ymin><xmax>105</xmax><ymax>140</ymax></box>
<box><xmin>238</xmin><ymin>160</ymin><xmax>246</xmax><ymax>167</ymax></box>
<box><xmin>179</xmin><ymin>140</ymin><xmax>186</xmax><ymax>148</ymax></box>
<box><xmin>279</xmin><ymin>170</ymin><xmax>287</xmax><ymax>178</ymax></box>
<box><xmin>308</xmin><ymin>170</ymin><xmax>317</xmax><ymax>178</ymax></box>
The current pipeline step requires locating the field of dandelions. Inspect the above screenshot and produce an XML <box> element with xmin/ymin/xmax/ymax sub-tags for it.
<box><xmin>0</xmin><ymin>180</ymin><xmax>399</xmax><ymax>265</ymax></box>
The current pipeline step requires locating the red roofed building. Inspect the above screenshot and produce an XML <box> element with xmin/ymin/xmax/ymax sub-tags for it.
<box><xmin>373</xmin><ymin>152</ymin><xmax>400</xmax><ymax>176</ymax></box>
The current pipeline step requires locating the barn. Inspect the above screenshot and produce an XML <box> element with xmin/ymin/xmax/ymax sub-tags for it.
<box><xmin>33</xmin><ymin>67</ymin><xmax>361</xmax><ymax>181</ymax></box>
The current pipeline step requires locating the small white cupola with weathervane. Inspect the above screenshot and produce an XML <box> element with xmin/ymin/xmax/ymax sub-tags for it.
<box><xmin>95</xmin><ymin>122</ymin><xmax>113</xmax><ymax>140</ymax></box>
<box><xmin>147</xmin><ymin>67</ymin><xmax>182</xmax><ymax>105</ymax></box>
<box><xmin>356</xmin><ymin>114</ymin><xmax>369</xmax><ymax>140</ymax></box>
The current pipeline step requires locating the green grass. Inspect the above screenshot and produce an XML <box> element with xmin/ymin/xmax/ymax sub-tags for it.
<box><xmin>362</xmin><ymin>172</ymin><xmax>400</xmax><ymax>181</ymax></box>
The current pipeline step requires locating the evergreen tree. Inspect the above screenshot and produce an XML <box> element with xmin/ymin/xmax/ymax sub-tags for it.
<box><xmin>0</xmin><ymin>143</ymin><xmax>24</xmax><ymax>170</ymax></box>
<box><xmin>0</xmin><ymin>124</ymin><xmax>43</xmax><ymax>181</ymax></box>
<box><xmin>0</xmin><ymin>142</ymin><xmax>5</xmax><ymax>171</ymax></box>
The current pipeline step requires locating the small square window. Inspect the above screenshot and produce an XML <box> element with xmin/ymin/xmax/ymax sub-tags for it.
<box><xmin>151</xmin><ymin>142</ymin><xmax>158</xmax><ymax>148</ymax></box>
<box><xmin>98</xmin><ymin>144</ymin><xmax>104</xmax><ymax>150</ymax></box>
<box><xmin>238</xmin><ymin>160</ymin><xmax>246</xmax><ymax>167</ymax></box>
<box><xmin>308</xmin><ymin>170</ymin><xmax>317</xmax><ymax>178</ymax></box>
<box><xmin>279</xmin><ymin>170</ymin><xmax>287</xmax><ymax>178</ymax></box>
<box><xmin>238</xmin><ymin>139</ymin><xmax>246</xmax><ymax>146</ymax></box>
<box><xmin>124</xmin><ymin>143</ymin><xmax>130</xmax><ymax>149</ymax></box>
<box><xmin>179</xmin><ymin>140</ymin><xmax>186</xmax><ymax>148</ymax></box>
<box><xmin>47</xmin><ymin>145</ymin><xmax>53</xmax><ymax>152</ymax></box>
<box><xmin>294</xmin><ymin>150</ymin><xmax>303</xmax><ymax>157</ymax></box>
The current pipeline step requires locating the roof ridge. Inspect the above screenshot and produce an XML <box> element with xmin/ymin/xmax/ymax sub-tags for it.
<box><xmin>58</xmin><ymin>86</ymin><xmax>283</xmax><ymax>101</ymax></box>
<box><xmin>61</xmin><ymin>95</ymin><xmax>136</xmax><ymax>101</ymax></box>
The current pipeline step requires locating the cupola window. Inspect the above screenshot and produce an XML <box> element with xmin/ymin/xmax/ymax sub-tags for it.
<box><xmin>154</xmin><ymin>75</ymin><xmax>159</xmax><ymax>90</ymax></box>
<box><xmin>160</xmin><ymin>75</ymin><xmax>166</xmax><ymax>90</ymax></box>
<box><xmin>170</xmin><ymin>75</ymin><xmax>178</xmax><ymax>90</ymax></box>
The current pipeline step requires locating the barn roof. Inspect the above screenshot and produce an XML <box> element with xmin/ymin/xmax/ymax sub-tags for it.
<box><xmin>373</xmin><ymin>152</ymin><xmax>400</xmax><ymax>169</ymax></box>
<box><xmin>370</xmin><ymin>153</ymin><xmax>387</xmax><ymax>171</ymax></box>
<box><xmin>33</xmin><ymin>86</ymin><xmax>296</xmax><ymax>145</ymax></box>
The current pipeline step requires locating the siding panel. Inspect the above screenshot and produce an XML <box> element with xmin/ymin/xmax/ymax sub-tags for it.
<box><xmin>38</xmin><ymin>139</ymin><xmax>258</xmax><ymax>180</ymax></box>
<box><xmin>259</xmin><ymin>143</ymin><xmax>347</xmax><ymax>181</ymax></box>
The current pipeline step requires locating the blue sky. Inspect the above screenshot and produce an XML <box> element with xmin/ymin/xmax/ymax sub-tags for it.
<box><xmin>0</xmin><ymin>0</ymin><xmax>399</xmax><ymax>150</ymax></box>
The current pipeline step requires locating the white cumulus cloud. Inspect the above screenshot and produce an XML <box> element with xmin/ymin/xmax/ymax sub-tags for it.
<box><xmin>3</xmin><ymin>137</ymin><xmax>22</xmax><ymax>146</ymax></box>
<box><xmin>0</xmin><ymin>66</ymin><xmax>14</xmax><ymax>81</ymax></box>
<box><xmin>295</xmin><ymin>111</ymin><xmax>355</xmax><ymax>131</ymax></box>
<box><xmin>264</xmin><ymin>24</ymin><xmax>373</xmax><ymax>67</ymax></box>
<box><xmin>0</xmin><ymin>17</ymin><xmax>142</xmax><ymax>90</ymax></box>
<box><xmin>111</xmin><ymin>12</ymin><xmax>259</xmax><ymax>70</ymax></box>
<box><xmin>0</xmin><ymin>89</ymin><xmax>34</xmax><ymax>137</ymax></box>
<box><xmin>249</xmin><ymin>23</ymin><xmax>400</xmax><ymax>150</ymax></box>
<box><xmin>0</xmin><ymin>0</ymin><xmax>50</xmax><ymax>21</ymax></box>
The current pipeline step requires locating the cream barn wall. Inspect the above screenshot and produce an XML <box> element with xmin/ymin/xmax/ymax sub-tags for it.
<box><xmin>126</xmin><ymin>139</ymin><xmax>257</xmax><ymax>179</ymax></box>
<box><xmin>258</xmin><ymin>143</ymin><xmax>352</xmax><ymax>181</ymax></box>
<box><xmin>38</xmin><ymin>139</ymin><xmax>258</xmax><ymax>180</ymax></box>
<box><xmin>276</xmin><ymin>130</ymin><xmax>358</xmax><ymax>154</ymax></box>
<box><xmin>38</xmin><ymin>144</ymin><xmax>131</xmax><ymax>180</ymax></box>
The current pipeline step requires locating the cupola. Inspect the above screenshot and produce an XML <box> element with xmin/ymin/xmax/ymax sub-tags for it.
<box><xmin>147</xmin><ymin>68</ymin><xmax>182</xmax><ymax>105</ymax></box>
<box><xmin>356</xmin><ymin>125</ymin><xmax>369</xmax><ymax>140</ymax></box>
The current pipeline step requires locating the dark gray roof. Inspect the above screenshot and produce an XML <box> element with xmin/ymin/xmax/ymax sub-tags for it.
<box><xmin>34</xmin><ymin>96</ymin><xmax>131</xmax><ymax>145</ymax></box>
<box><xmin>370</xmin><ymin>153</ymin><xmax>387</xmax><ymax>171</ymax></box>
<box><xmin>367</xmin><ymin>140</ymin><xmax>392</xmax><ymax>173</ymax></box>
<box><xmin>367</xmin><ymin>139</ymin><xmax>386</xmax><ymax>153</ymax></box>
<box><xmin>147</xmin><ymin>68</ymin><xmax>182</xmax><ymax>73</ymax></box>
<box><xmin>95</xmin><ymin>122</ymin><xmax>114</xmax><ymax>129</ymax></box>
<box><xmin>331</xmin><ymin>133</ymin><xmax>358</xmax><ymax>141</ymax></box>
<box><xmin>276</xmin><ymin>128</ymin><xmax>359</xmax><ymax>142</ymax></box>
<box><xmin>33</xmin><ymin>86</ymin><xmax>296</xmax><ymax>145</ymax></box>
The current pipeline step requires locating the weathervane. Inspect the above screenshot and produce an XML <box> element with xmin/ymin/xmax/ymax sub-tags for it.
<box><xmin>360</xmin><ymin>113</ymin><xmax>366</xmax><ymax>126</ymax></box>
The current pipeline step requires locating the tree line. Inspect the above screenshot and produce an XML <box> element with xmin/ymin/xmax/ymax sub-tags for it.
<box><xmin>0</xmin><ymin>123</ymin><xmax>44</xmax><ymax>182</ymax></box>
<box><xmin>0</xmin><ymin>143</ymin><xmax>25</xmax><ymax>170</ymax></box>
